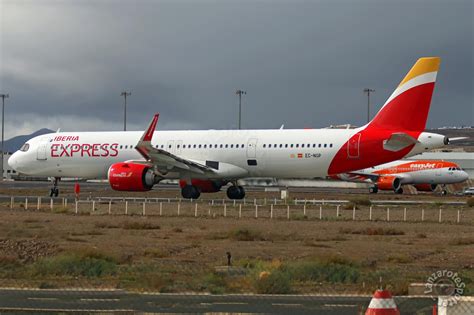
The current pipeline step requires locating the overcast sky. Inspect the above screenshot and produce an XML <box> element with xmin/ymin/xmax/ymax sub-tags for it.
<box><xmin>0</xmin><ymin>0</ymin><xmax>472</xmax><ymax>139</ymax></box>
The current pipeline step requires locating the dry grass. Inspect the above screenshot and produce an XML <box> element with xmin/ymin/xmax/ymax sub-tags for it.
<box><xmin>339</xmin><ymin>227</ymin><xmax>405</xmax><ymax>236</ymax></box>
<box><xmin>0</xmin><ymin>203</ymin><xmax>472</xmax><ymax>294</ymax></box>
<box><xmin>449</xmin><ymin>237</ymin><xmax>474</xmax><ymax>246</ymax></box>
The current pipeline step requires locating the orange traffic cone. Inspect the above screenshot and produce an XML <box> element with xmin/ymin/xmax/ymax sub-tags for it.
<box><xmin>365</xmin><ymin>289</ymin><xmax>400</xmax><ymax>315</ymax></box>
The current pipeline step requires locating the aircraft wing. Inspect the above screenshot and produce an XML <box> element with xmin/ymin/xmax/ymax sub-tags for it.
<box><xmin>134</xmin><ymin>114</ymin><xmax>216</xmax><ymax>175</ymax></box>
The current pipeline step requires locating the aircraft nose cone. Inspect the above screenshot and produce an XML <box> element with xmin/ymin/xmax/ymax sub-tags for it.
<box><xmin>7</xmin><ymin>153</ymin><xmax>17</xmax><ymax>170</ymax></box>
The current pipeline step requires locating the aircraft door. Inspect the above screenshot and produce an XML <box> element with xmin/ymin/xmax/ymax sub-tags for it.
<box><xmin>247</xmin><ymin>138</ymin><xmax>258</xmax><ymax>159</ymax></box>
<box><xmin>347</xmin><ymin>133</ymin><xmax>361</xmax><ymax>159</ymax></box>
<box><xmin>36</xmin><ymin>143</ymin><xmax>48</xmax><ymax>161</ymax></box>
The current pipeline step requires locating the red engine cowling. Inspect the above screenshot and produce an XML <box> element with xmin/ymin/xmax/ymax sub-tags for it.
<box><xmin>179</xmin><ymin>179</ymin><xmax>223</xmax><ymax>193</ymax></box>
<box><xmin>414</xmin><ymin>184</ymin><xmax>437</xmax><ymax>192</ymax></box>
<box><xmin>376</xmin><ymin>176</ymin><xmax>401</xmax><ymax>191</ymax></box>
<box><xmin>108</xmin><ymin>162</ymin><xmax>156</xmax><ymax>191</ymax></box>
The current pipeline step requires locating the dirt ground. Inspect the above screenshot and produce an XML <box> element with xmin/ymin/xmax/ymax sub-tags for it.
<box><xmin>0</xmin><ymin>202</ymin><xmax>472</xmax><ymax>294</ymax></box>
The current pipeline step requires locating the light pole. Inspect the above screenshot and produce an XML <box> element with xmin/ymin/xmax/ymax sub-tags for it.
<box><xmin>120</xmin><ymin>91</ymin><xmax>131</xmax><ymax>131</ymax></box>
<box><xmin>0</xmin><ymin>93</ymin><xmax>9</xmax><ymax>181</ymax></box>
<box><xmin>235</xmin><ymin>89</ymin><xmax>246</xmax><ymax>129</ymax></box>
<box><xmin>363</xmin><ymin>88</ymin><xmax>375</xmax><ymax>123</ymax></box>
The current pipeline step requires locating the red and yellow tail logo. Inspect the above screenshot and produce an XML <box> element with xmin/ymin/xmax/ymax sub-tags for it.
<box><xmin>369</xmin><ymin>57</ymin><xmax>440</xmax><ymax>132</ymax></box>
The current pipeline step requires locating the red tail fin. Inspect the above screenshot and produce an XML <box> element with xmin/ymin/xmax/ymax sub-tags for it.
<box><xmin>368</xmin><ymin>57</ymin><xmax>440</xmax><ymax>131</ymax></box>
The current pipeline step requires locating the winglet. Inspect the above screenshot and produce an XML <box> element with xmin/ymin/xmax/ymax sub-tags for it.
<box><xmin>141</xmin><ymin>113</ymin><xmax>160</xmax><ymax>142</ymax></box>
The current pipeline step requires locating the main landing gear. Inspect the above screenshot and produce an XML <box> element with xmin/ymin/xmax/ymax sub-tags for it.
<box><xmin>395</xmin><ymin>187</ymin><xmax>404</xmax><ymax>194</ymax></box>
<box><xmin>49</xmin><ymin>177</ymin><xmax>60</xmax><ymax>197</ymax></box>
<box><xmin>369</xmin><ymin>186</ymin><xmax>378</xmax><ymax>194</ymax></box>
<box><xmin>226</xmin><ymin>185</ymin><xmax>245</xmax><ymax>200</ymax></box>
<box><xmin>181</xmin><ymin>185</ymin><xmax>201</xmax><ymax>199</ymax></box>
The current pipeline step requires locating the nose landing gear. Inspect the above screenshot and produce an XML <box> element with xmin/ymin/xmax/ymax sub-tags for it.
<box><xmin>49</xmin><ymin>177</ymin><xmax>60</xmax><ymax>197</ymax></box>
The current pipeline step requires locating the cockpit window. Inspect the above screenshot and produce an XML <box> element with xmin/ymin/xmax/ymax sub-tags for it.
<box><xmin>20</xmin><ymin>143</ymin><xmax>30</xmax><ymax>152</ymax></box>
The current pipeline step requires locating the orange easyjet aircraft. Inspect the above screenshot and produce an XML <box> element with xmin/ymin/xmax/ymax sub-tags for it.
<box><xmin>333</xmin><ymin>160</ymin><xmax>469</xmax><ymax>195</ymax></box>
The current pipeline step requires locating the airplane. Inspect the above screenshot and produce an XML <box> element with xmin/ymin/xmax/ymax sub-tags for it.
<box><xmin>332</xmin><ymin>160</ymin><xmax>469</xmax><ymax>195</ymax></box>
<box><xmin>9</xmin><ymin>57</ymin><xmax>452</xmax><ymax>199</ymax></box>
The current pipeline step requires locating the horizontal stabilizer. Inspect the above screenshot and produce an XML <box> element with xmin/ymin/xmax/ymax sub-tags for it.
<box><xmin>383</xmin><ymin>132</ymin><xmax>419</xmax><ymax>152</ymax></box>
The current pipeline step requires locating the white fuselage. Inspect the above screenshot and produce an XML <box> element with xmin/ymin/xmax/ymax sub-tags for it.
<box><xmin>348</xmin><ymin>160</ymin><xmax>469</xmax><ymax>185</ymax></box>
<box><xmin>8</xmin><ymin>128</ymin><xmax>443</xmax><ymax>181</ymax></box>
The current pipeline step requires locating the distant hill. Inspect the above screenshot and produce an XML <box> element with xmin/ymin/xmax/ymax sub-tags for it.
<box><xmin>3</xmin><ymin>128</ymin><xmax>54</xmax><ymax>153</ymax></box>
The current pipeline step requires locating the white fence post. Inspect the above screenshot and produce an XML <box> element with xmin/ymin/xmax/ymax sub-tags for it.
<box><xmin>421</xmin><ymin>208</ymin><xmax>424</xmax><ymax>222</ymax></box>
<box><xmin>143</xmin><ymin>202</ymin><xmax>146</xmax><ymax>216</ymax></box>
<box><xmin>386</xmin><ymin>208</ymin><xmax>390</xmax><ymax>221</ymax></box>
<box><xmin>75</xmin><ymin>201</ymin><xmax>78</xmax><ymax>214</ymax></box>
<box><xmin>287</xmin><ymin>205</ymin><xmax>290</xmax><ymax>220</ymax></box>
<box><xmin>457</xmin><ymin>209</ymin><xmax>460</xmax><ymax>224</ymax></box>
<box><xmin>195</xmin><ymin>203</ymin><xmax>198</xmax><ymax>217</ymax></box>
<box><xmin>10</xmin><ymin>196</ymin><xmax>14</xmax><ymax>209</ymax></box>
<box><xmin>336</xmin><ymin>205</ymin><xmax>340</xmax><ymax>218</ymax></box>
<box><xmin>125</xmin><ymin>201</ymin><xmax>128</xmax><ymax>215</ymax></box>
<box><xmin>50</xmin><ymin>198</ymin><xmax>53</xmax><ymax>211</ymax></box>
<box><xmin>403</xmin><ymin>208</ymin><xmax>407</xmax><ymax>222</ymax></box>
<box><xmin>37</xmin><ymin>197</ymin><xmax>41</xmax><ymax>211</ymax></box>
<box><xmin>369</xmin><ymin>206</ymin><xmax>372</xmax><ymax>221</ymax></box>
<box><xmin>224</xmin><ymin>204</ymin><xmax>227</xmax><ymax>217</ymax></box>
<box><xmin>177</xmin><ymin>202</ymin><xmax>180</xmax><ymax>216</ymax></box>
<box><xmin>303</xmin><ymin>204</ymin><xmax>306</xmax><ymax>216</ymax></box>
<box><xmin>108</xmin><ymin>200</ymin><xmax>112</xmax><ymax>215</ymax></box>
<box><xmin>239</xmin><ymin>204</ymin><xmax>242</xmax><ymax>219</ymax></box>
<box><xmin>270</xmin><ymin>204</ymin><xmax>273</xmax><ymax>219</ymax></box>
<box><xmin>159</xmin><ymin>202</ymin><xmax>163</xmax><ymax>216</ymax></box>
<box><xmin>92</xmin><ymin>200</ymin><xmax>95</xmax><ymax>212</ymax></box>
<box><xmin>255</xmin><ymin>205</ymin><xmax>258</xmax><ymax>219</ymax></box>
<box><xmin>319</xmin><ymin>205</ymin><xmax>322</xmax><ymax>220</ymax></box>
<box><xmin>438</xmin><ymin>207</ymin><xmax>442</xmax><ymax>223</ymax></box>
<box><xmin>352</xmin><ymin>205</ymin><xmax>356</xmax><ymax>221</ymax></box>
<box><xmin>25</xmin><ymin>198</ymin><xmax>28</xmax><ymax>210</ymax></box>
<box><xmin>64</xmin><ymin>198</ymin><xmax>68</xmax><ymax>207</ymax></box>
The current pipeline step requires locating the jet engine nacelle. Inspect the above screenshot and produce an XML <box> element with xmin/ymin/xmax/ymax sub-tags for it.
<box><xmin>179</xmin><ymin>179</ymin><xmax>224</xmax><ymax>193</ymax></box>
<box><xmin>376</xmin><ymin>176</ymin><xmax>401</xmax><ymax>191</ymax></box>
<box><xmin>108</xmin><ymin>162</ymin><xmax>157</xmax><ymax>191</ymax></box>
<box><xmin>414</xmin><ymin>184</ymin><xmax>437</xmax><ymax>192</ymax></box>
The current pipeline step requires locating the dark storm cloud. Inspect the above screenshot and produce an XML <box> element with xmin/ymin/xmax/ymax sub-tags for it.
<box><xmin>0</xmin><ymin>0</ymin><xmax>472</xmax><ymax>138</ymax></box>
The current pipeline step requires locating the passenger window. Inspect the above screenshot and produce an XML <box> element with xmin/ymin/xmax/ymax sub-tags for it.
<box><xmin>279</xmin><ymin>144</ymin><xmax>283</xmax><ymax>148</ymax></box>
<box><xmin>120</xmin><ymin>145</ymin><xmax>123</xmax><ymax>149</ymax></box>
<box><xmin>290</xmin><ymin>144</ymin><xmax>294</xmax><ymax>148</ymax></box>
<box><xmin>302</xmin><ymin>144</ymin><xmax>305</xmax><ymax>148</ymax></box>
<box><xmin>296</xmin><ymin>144</ymin><xmax>299</xmax><ymax>148</ymax></box>
<box><xmin>161</xmin><ymin>145</ymin><xmax>164</xmax><ymax>149</ymax></box>
<box><xmin>225</xmin><ymin>144</ymin><xmax>228</xmax><ymax>148</ymax></box>
<box><xmin>324</xmin><ymin>144</ymin><xmax>327</xmax><ymax>148</ymax></box>
<box><xmin>285</xmin><ymin>144</ymin><xmax>288</xmax><ymax>148</ymax></box>
<box><xmin>241</xmin><ymin>144</ymin><xmax>245</xmax><ymax>148</ymax></box>
<box><xmin>220</xmin><ymin>144</ymin><xmax>223</xmax><ymax>148</ymax></box>
<box><xmin>177</xmin><ymin>145</ymin><xmax>180</xmax><ymax>149</ymax></box>
<box><xmin>318</xmin><ymin>144</ymin><xmax>321</xmax><ymax>148</ymax></box>
<box><xmin>231</xmin><ymin>144</ymin><xmax>234</xmax><ymax>148</ymax></box>
<box><xmin>268</xmin><ymin>144</ymin><xmax>272</xmax><ymax>148</ymax></box>
<box><xmin>215</xmin><ymin>144</ymin><xmax>218</xmax><ymax>148</ymax></box>
<box><xmin>204</xmin><ymin>144</ymin><xmax>207</xmax><ymax>148</ymax></box>
<box><xmin>330</xmin><ymin>144</ymin><xmax>333</xmax><ymax>148</ymax></box>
